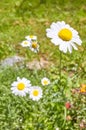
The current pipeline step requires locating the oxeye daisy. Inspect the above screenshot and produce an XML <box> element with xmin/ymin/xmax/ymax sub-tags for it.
<box><xmin>20</xmin><ymin>40</ymin><xmax>31</xmax><ymax>47</ymax></box>
<box><xmin>25</xmin><ymin>35</ymin><xmax>37</xmax><ymax>41</ymax></box>
<box><xmin>29</xmin><ymin>86</ymin><xmax>42</xmax><ymax>101</ymax></box>
<box><xmin>46</xmin><ymin>21</ymin><xmax>82</xmax><ymax>53</ymax></box>
<box><xmin>29</xmin><ymin>41</ymin><xmax>39</xmax><ymax>53</ymax></box>
<box><xmin>41</xmin><ymin>77</ymin><xmax>50</xmax><ymax>86</ymax></box>
<box><xmin>11</xmin><ymin>77</ymin><xmax>31</xmax><ymax>96</ymax></box>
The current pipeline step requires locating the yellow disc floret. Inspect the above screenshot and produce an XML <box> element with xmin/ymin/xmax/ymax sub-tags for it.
<box><xmin>32</xmin><ymin>42</ymin><xmax>38</xmax><ymax>49</ymax></box>
<box><xmin>33</xmin><ymin>90</ymin><xmax>39</xmax><ymax>96</ymax></box>
<box><xmin>58</xmin><ymin>28</ymin><xmax>72</xmax><ymax>41</ymax></box>
<box><xmin>30</xmin><ymin>35</ymin><xmax>34</xmax><ymax>38</ymax></box>
<box><xmin>43</xmin><ymin>80</ymin><xmax>48</xmax><ymax>85</ymax></box>
<box><xmin>17</xmin><ymin>83</ymin><xmax>25</xmax><ymax>90</ymax></box>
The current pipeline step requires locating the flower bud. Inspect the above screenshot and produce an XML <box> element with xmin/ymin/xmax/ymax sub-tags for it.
<box><xmin>65</xmin><ymin>102</ymin><xmax>71</xmax><ymax>109</ymax></box>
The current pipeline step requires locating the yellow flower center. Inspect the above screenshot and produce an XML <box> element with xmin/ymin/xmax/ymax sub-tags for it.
<box><xmin>32</xmin><ymin>42</ymin><xmax>37</xmax><ymax>49</ymax></box>
<box><xmin>58</xmin><ymin>28</ymin><xmax>72</xmax><ymax>41</ymax></box>
<box><xmin>33</xmin><ymin>90</ymin><xmax>39</xmax><ymax>96</ymax></box>
<box><xmin>43</xmin><ymin>80</ymin><xmax>48</xmax><ymax>85</ymax></box>
<box><xmin>30</xmin><ymin>35</ymin><xmax>34</xmax><ymax>38</ymax></box>
<box><xmin>24</xmin><ymin>41</ymin><xmax>28</xmax><ymax>45</ymax></box>
<box><xmin>17</xmin><ymin>83</ymin><xmax>25</xmax><ymax>90</ymax></box>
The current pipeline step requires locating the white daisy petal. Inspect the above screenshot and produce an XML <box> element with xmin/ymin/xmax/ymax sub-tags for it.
<box><xmin>65</xmin><ymin>24</ymin><xmax>70</xmax><ymax>28</ymax></box>
<box><xmin>46</xmin><ymin>29</ymin><xmax>57</xmax><ymax>38</ymax></box>
<box><xmin>51</xmin><ymin>38</ymin><xmax>59</xmax><ymax>45</ymax></box>
<box><xmin>71</xmin><ymin>42</ymin><xmax>78</xmax><ymax>50</ymax></box>
<box><xmin>72</xmin><ymin>37</ymin><xmax>82</xmax><ymax>45</ymax></box>
<box><xmin>57</xmin><ymin>21</ymin><xmax>65</xmax><ymax>27</ymax></box>
<box><xmin>46</xmin><ymin>21</ymin><xmax>82</xmax><ymax>53</ymax></box>
<box><xmin>11</xmin><ymin>82</ymin><xmax>18</xmax><ymax>87</ymax></box>
<box><xmin>11</xmin><ymin>87</ymin><xmax>16</xmax><ymax>91</ymax></box>
<box><xmin>46</xmin><ymin>28</ymin><xmax>50</xmax><ymax>32</ymax></box>
<box><xmin>25</xmin><ymin>35</ymin><xmax>37</xmax><ymax>41</ymax></box>
<box><xmin>67</xmin><ymin>43</ymin><xmax>72</xmax><ymax>53</ymax></box>
<box><xmin>59</xmin><ymin>43</ymin><xmax>67</xmax><ymax>53</ymax></box>
<box><xmin>20</xmin><ymin>40</ymin><xmax>31</xmax><ymax>47</ymax></box>
<box><xmin>17</xmin><ymin>77</ymin><xmax>21</xmax><ymax>81</ymax></box>
<box><xmin>22</xmin><ymin>77</ymin><xmax>31</xmax><ymax>84</ymax></box>
<box><xmin>50</xmin><ymin>23</ymin><xmax>62</xmax><ymax>31</ymax></box>
<box><xmin>46</xmin><ymin>32</ymin><xmax>55</xmax><ymax>38</ymax></box>
<box><xmin>72</xmin><ymin>29</ymin><xmax>78</xmax><ymax>35</ymax></box>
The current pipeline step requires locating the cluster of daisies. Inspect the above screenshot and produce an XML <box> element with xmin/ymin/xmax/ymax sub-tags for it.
<box><xmin>21</xmin><ymin>35</ymin><xmax>39</xmax><ymax>53</ymax></box>
<box><xmin>20</xmin><ymin>21</ymin><xmax>82</xmax><ymax>54</ymax></box>
<box><xmin>11</xmin><ymin>21</ymin><xmax>82</xmax><ymax>101</ymax></box>
<box><xmin>11</xmin><ymin>77</ymin><xmax>50</xmax><ymax>101</ymax></box>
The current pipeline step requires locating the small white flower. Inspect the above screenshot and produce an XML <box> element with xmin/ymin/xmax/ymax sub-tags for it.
<box><xmin>46</xmin><ymin>21</ymin><xmax>82</xmax><ymax>53</ymax></box>
<box><xmin>20</xmin><ymin>40</ymin><xmax>31</xmax><ymax>47</ymax></box>
<box><xmin>25</xmin><ymin>35</ymin><xmax>37</xmax><ymax>41</ymax></box>
<box><xmin>41</xmin><ymin>77</ymin><xmax>50</xmax><ymax>86</ymax></box>
<box><xmin>29</xmin><ymin>41</ymin><xmax>39</xmax><ymax>53</ymax></box>
<box><xmin>11</xmin><ymin>77</ymin><xmax>31</xmax><ymax>96</ymax></box>
<box><xmin>29</xmin><ymin>86</ymin><xmax>42</xmax><ymax>101</ymax></box>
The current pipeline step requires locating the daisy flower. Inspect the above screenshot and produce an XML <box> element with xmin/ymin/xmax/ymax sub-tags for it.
<box><xmin>29</xmin><ymin>86</ymin><xmax>42</xmax><ymax>101</ymax></box>
<box><xmin>29</xmin><ymin>41</ymin><xmax>39</xmax><ymax>53</ymax></box>
<box><xmin>41</xmin><ymin>77</ymin><xmax>50</xmax><ymax>86</ymax></box>
<box><xmin>25</xmin><ymin>35</ymin><xmax>37</xmax><ymax>41</ymax></box>
<box><xmin>20</xmin><ymin>40</ymin><xmax>31</xmax><ymax>47</ymax></box>
<box><xmin>46</xmin><ymin>21</ymin><xmax>82</xmax><ymax>53</ymax></box>
<box><xmin>11</xmin><ymin>77</ymin><xmax>31</xmax><ymax>96</ymax></box>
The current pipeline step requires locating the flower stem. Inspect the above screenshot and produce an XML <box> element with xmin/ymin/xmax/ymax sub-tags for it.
<box><xmin>59</xmin><ymin>51</ymin><xmax>62</xmax><ymax>83</ymax></box>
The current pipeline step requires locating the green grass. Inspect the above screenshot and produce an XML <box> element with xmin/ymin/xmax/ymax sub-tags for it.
<box><xmin>0</xmin><ymin>0</ymin><xmax>86</xmax><ymax>129</ymax></box>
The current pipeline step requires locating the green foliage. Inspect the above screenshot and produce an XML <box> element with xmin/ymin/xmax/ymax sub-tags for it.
<box><xmin>65</xmin><ymin>89</ymin><xmax>86</xmax><ymax>129</ymax></box>
<box><xmin>0</xmin><ymin>65</ymin><xmax>85</xmax><ymax>129</ymax></box>
<box><xmin>0</xmin><ymin>0</ymin><xmax>86</xmax><ymax>130</ymax></box>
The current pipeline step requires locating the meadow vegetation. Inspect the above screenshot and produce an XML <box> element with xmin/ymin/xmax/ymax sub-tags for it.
<box><xmin>0</xmin><ymin>0</ymin><xmax>86</xmax><ymax>129</ymax></box>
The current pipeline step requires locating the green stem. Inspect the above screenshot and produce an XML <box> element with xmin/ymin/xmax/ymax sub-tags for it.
<box><xmin>62</xmin><ymin>107</ymin><xmax>66</xmax><ymax>128</ymax></box>
<box><xmin>26</xmin><ymin>48</ymin><xmax>31</xmax><ymax>61</ymax></box>
<box><xmin>59</xmin><ymin>51</ymin><xmax>62</xmax><ymax>83</ymax></box>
